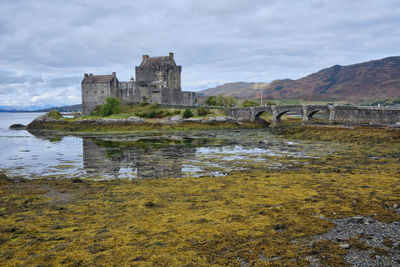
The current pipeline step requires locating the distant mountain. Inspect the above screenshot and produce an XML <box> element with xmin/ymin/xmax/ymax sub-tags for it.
<box><xmin>36</xmin><ymin>104</ymin><xmax>81</xmax><ymax>112</ymax></box>
<box><xmin>0</xmin><ymin>104</ymin><xmax>81</xmax><ymax>112</ymax></box>
<box><xmin>0</xmin><ymin>105</ymin><xmax>53</xmax><ymax>112</ymax></box>
<box><xmin>200</xmin><ymin>82</ymin><xmax>269</xmax><ymax>98</ymax></box>
<box><xmin>200</xmin><ymin>56</ymin><xmax>400</xmax><ymax>103</ymax></box>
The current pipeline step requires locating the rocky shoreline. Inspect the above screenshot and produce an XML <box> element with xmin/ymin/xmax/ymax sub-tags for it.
<box><xmin>17</xmin><ymin>112</ymin><xmax>266</xmax><ymax>133</ymax></box>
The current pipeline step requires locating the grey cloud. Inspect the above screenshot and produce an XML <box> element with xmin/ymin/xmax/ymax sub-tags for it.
<box><xmin>0</xmin><ymin>0</ymin><xmax>399</xmax><ymax>106</ymax></box>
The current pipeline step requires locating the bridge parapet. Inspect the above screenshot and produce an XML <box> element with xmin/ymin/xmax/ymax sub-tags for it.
<box><xmin>223</xmin><ymin>105</ymin><xmax>400</xmax><ymax>126</ymax></box>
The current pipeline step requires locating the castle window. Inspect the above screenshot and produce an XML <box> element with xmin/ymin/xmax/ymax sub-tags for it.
<box><xmin>95</xmin><ymin>91</ymin><xmax>97</xmax><ymax>94</ymax></box>
<box><xmin>102</xmin><ymin>91</ymin><xmax>104</xmax><ymax>94</ymax></box>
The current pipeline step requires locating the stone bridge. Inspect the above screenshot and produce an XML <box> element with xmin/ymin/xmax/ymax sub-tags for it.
<box><xmin>224</xmin><ymin>105</ymin><xmax>400</xmax><ymax>126</ymax></box>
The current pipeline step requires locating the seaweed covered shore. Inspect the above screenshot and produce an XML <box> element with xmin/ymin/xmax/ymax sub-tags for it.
<box><xmin>1</xmin><ymin>126</ymin><xmax>399</xmax><ymax>266</ymax></box>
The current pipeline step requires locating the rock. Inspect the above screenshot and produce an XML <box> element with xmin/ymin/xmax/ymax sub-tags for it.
<box><xmin>206</xmin><ymin>116</ymin><xmax>235</xmax><ymax>123</ymax></box>
<box><xmin>273</xmin><ymin>224</ymin><xmax>287</xmax><ymax>231</ymax></box>
<box><xmin>9</xmin><ymin>123</ymin><xmax>26</xmax><ymax>130</ymax></box>
<box><xmin>71</xmin><ymin>178</ymin><xmax>83</xmax><ymax>183</ymax></box>
<box><xmin>215</xmin><ymin>116</ymin><xmax>235</xmax><ymax>122</ymax></box>
<box><xmin>27</xmin><ymin>113</ymin><xmax>60</xmax><ymax>128</ymax></box>
<box><xmin>339</xmin><ymin>243</ymin><xmax>350</xmax><ymax>249</ymax></box>
<box><xmin>168</xmin><ymin>115</ymin><xmax>182</xmax><ymax>121</ymax></box>
<box><xmin>144</xmin><ymin>201</ymin><xmax>156</xmax><ymax>208</ymax></box>
<box><xmin>0</xmin><ymin>173</ymin><xmax>13</xmax><ymax>182</ymax></box>
<box><xmin>184</xmin><ymin>118</ymin><xmax>202</xmax><ymax>122</ymax></box>
<box><xmin>98</xmin><ymin>118</ymin><xmax>126</xmax><ymax>124</ymax></box>
<box><xmin>131</xmin><ymin>256</ymin><xmax>144</xmax><ymax>261</ymax></box>
<box><xmin>393</xmin><ymin>203</ymin><xmax>399</xmax><ymax>209</ymax></box>
<box><xmin>45</xmin><ymin>117</ymin><xmax>57</xmax><ymax>122</ymax></box>
<box><xmin>350</xmin><ymin>216</ymin><xmax>364</xmax><ymax>224</ymax></box>
<box><xmin>127</xmin><ymin>116</ymin><xmax>145</xmax><ymax>123</ymax></box>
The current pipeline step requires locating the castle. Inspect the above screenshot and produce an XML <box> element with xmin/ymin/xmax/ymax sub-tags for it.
<box><xmin>81</xmin><ymin>53</ymin><xmax>196</xmax><ymax>115</ymax></box>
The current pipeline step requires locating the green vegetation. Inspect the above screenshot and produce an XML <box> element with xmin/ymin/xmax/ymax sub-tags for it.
<box><xmin>95</xmin><ymin>97</ymin><xmax>121</xmax><ymax>116</ymax></box>
<box><xmin>182</xmin><ymin>108</ymin><xmax>194</xmax><ymax>118</ymax></box>
<box><xmin>68</xmin><ymin>104</ymin><xmax>229</xmax><ymax>121</ymax></box>
<box><xmin>47</xmin><ymin>111</ymin><xmax>63</xmax><ymax>120</ymax></box>
<box><xmin>205</xmin><ymin>94</ymin><xmax>237</xmax><ymax>106</ymax></box>
<box><xmin>205</xmin><ymin>96</ymin><xmax>217</xmax><ymax>106</ymax></box>
<box><xmin>196</xmin><ymin>106</ymin><xmax>210</xmax><ymax>116</ymax></box>
<box><xmin>371</xmin><ymin>96</ymin><xmax>400</xmax><ymax>106</ymax></box>
<box><xmin>133</xmin><ymin>103</ymin><xmax>178</xmax><ymax>118</ymax></box>
<box><xmin>269</xmin><ymin>99</ymin><xmax>349</xmax><ymax>105</ymax></box>
<box><xmin>241</xmin><ymin>99</ymin><xmax>259</xmax><ymax>107</ymax></box>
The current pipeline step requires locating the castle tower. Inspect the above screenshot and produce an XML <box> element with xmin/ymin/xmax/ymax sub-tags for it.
<box><xmin>135</xmin><ymin>52</ymin><xmax>181</xmax><ymax>90</ymax></box>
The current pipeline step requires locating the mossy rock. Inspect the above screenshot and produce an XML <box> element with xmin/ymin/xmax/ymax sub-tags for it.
<box><xmin>47</xmin><ymin>111</ymin><xmax>63</xmax><ymax>120</ymax></box>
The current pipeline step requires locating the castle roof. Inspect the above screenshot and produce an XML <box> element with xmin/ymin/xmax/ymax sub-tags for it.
<box><xmin>82</xmin><ymin>74</ymin><xmax>115</xmax><ymax>84</ymax></box>
<box><xmin>140</xmin><ymin>56</ymin><xmax>176</xmax><ymax>68</ymax></box>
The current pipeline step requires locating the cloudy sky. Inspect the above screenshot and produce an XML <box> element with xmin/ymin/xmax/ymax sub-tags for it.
<box><xmin>0</xmin><ymin>0</ymin><xmax>399</xmax><ymax>107</ymax></box>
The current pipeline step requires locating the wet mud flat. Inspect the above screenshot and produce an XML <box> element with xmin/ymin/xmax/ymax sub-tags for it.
<box><xmin>1</xmin><ymin>126</ymin><xmax>400</xmax><ymax>266</ymax></box>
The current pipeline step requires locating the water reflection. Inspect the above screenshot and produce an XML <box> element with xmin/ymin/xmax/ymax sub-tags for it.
<box><xmin>4</xmin><ymin>128</ymin><xmax>341</xmax><ymax>179</ymax></box>
<box><xmin>82</xmin><ymin>137</ymin><xmax>196</xmax><ymax>178</ymax></box>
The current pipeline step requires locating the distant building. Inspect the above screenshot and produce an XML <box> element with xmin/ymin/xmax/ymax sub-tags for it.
<box><xmin>81</xmin><ymin>53</ymin><xmax>196</xmax><ymax>115</ymax></box>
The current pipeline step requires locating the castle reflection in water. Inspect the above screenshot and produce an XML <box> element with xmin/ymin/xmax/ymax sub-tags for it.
<box><xmin>82</xmin><ymin>137</ymin><xmax>196</xmax><ymax>178</ymax></box>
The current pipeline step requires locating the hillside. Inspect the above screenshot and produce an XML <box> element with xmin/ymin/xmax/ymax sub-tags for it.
<box><xmin>200</xmin><ymin>82</ymin><xmax>269</xmax><ymax>99</ymax></box>
<box><xmin>200</xmin><ymin>56</ymin><xmax>400</xmax><ymax>103</ymax></box>
<box><xmin>36</xmin><ymin>104</ymin><xmax>81</xmax><ymax>112</ymax></box>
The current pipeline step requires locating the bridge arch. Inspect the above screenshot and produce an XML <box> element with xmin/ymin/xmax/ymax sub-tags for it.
<box><xmin>302</xmin><ymin>105</ymin><xmax>331</xmax><ymax>123</ymax></box>
<box><xmin>271</xmin><ymin>105</ymin><xmax>303</xmax><ymax>123</ymax></box>
<box><xmin>307</xmin><ymin>109</ymin><xmax>321</xmax><ymax>120</ymax></box>
<box><xmin>273</xmin><ymin>110</ymin><xmax>291</xmax><ymax>123</ymax></box>
<box><xmin>254</xmin><ymin>109</ymin><xmax>272</xmax><ymax>120</ymax></box>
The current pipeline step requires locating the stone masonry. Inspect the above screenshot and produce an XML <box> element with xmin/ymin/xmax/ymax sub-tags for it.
<box><xmin>81</xmin><ymin>53</ymin><xmax>196</xmax><ymax>115</ymax></box>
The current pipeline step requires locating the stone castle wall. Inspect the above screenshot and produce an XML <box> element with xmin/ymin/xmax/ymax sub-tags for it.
<box><xmin>82</xmin><ymin>82</ymin><xmax>113</xmax><ymax>116</ymax></box>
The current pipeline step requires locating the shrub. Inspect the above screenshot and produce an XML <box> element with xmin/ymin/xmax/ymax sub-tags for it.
<box><xmin>205</xmin><ymin>96</ymin><xmax>217</xmax><ymax>106</ymax></box>
<box><xmin>241</xmin><ymin>100</ymin><xmax>260</xmax><ymax>107</ymax></box>
<box><xmin>139</xmin><ymin>101</ymin><xmax>149</xmax><ymax>107</ymax></box>
<box><xmin>196</xmin><ymin>106</ymin><xmax>210</xmax><ymax>116</ymax></box>
<box><xmin>149</xmin><ymin>103</ymin><xmax>159</xmax><ymax>109</ymax></box>
<box><xmin>182</xmin><ymin>108</ymin><xmax>194</xmax><ymax>118</ymax></box>
<box><xmin>100</xmin><ymin>97</ymin><xmax>121</xmax><ymax>116</ymax></box>
<box><xmin>205</xmin><ymin>95</ymin><xmax>237</xmax><ymax>106</ymax></box>
<box><xmin>90</xmin><ymin>105</ymin><xmax>101</xmax><ymax>116</ymax></box>
<box><xmin>135</xmin><ymin>108</ymin><xmax>169</xmax><ymax>119</ymax></box>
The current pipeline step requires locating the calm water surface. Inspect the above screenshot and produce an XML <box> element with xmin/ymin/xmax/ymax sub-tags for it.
<box><xmin>0</xmin><ymin>113</ymin><xmax>338</xmax><ymax>179</ymax></box>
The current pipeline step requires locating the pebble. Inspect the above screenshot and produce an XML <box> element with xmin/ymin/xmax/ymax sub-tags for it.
<box><xmin>393</xmin><ymin>203</ymin><xmax>399</xmax><ymax>209</ymax></box>
<box><xmin>349</xmin><ymin>216</ymin><xmax>364</xmax><ymax>224</ymax></box>
<box><xmin>339</xmin><ymin>243</ymin><xmax>350</xmax><ymax>249</ymax></box>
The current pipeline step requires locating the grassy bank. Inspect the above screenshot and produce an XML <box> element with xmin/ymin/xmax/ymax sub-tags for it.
<box><xmin>1</xmin><ymin>126</ymin><xmax>399</xmax><ymax>265</ymax></box>
<box><xmin>28</xmin><ymin>105</ymin><xmax>266</xmax><ymax>133</ymax></box>
<box><xmin>28</xmin><ymin>121</ymin><xmax>264</xmax><ymax>133</ymax></box>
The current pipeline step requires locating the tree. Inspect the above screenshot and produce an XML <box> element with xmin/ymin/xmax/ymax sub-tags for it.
<box><xmin>182</xmin><ymin>108</ymin><xmax>194</xmax><ymax>118</ymax></box>
<box><xmin>241</xmin><ymin>99</ymin><xmax>259</xmax><ymax>107</ymax></box>
<box><xmin>205</xmin><ymin>96</ymin><xmax>217</xmax><ymax>106</ymax></box>
<box><xmin>206</xmin><ymin>95</ymin><xmax>237</xmax><ymax>107</ymax></box>
<box><xmin>100</xmin><ymin>97</ymin><xmax>121</xmax><ymax>116</ymax></box>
